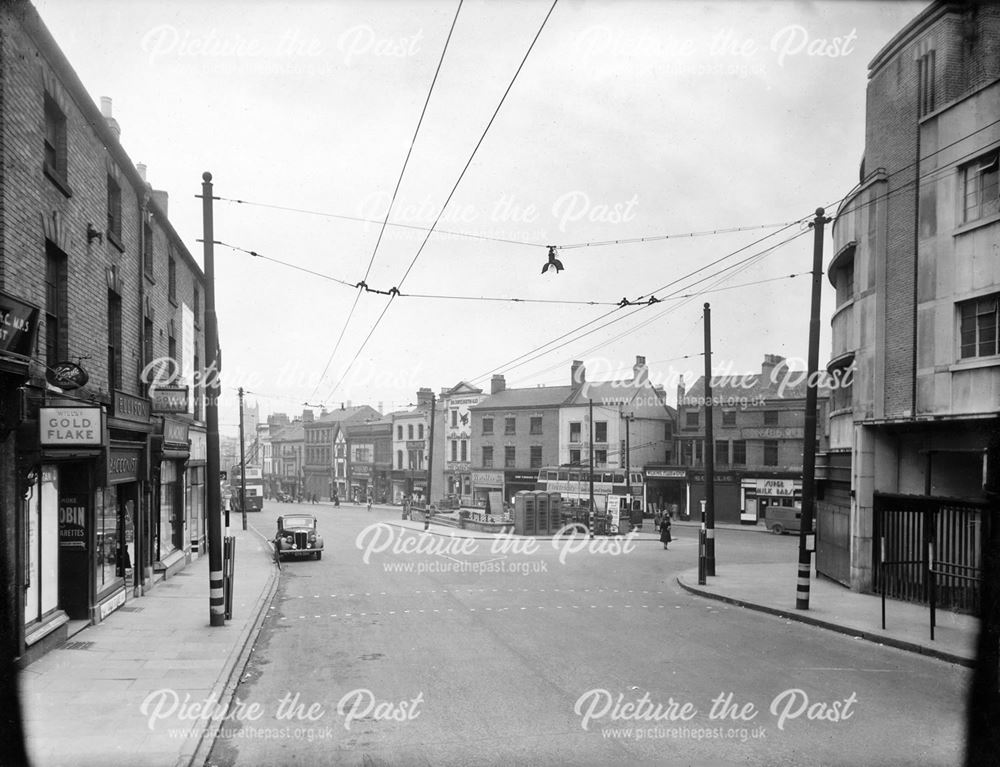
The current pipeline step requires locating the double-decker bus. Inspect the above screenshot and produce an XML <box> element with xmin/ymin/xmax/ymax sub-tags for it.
<box><xmin>231</xmin><ymin>464</ymin><xmax>265</xmax><ymax>512</ymax></box>
<box><xmin>536</xmin><ymin>466</ymin><xmax>644</xmax><ymax>517</ymax></box>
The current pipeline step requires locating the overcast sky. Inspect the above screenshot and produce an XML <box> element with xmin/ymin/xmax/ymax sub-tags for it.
<box><xmin>35</xmin><ymin>0</ymin><xmax>926</xmax><ymax>427</ymax></box>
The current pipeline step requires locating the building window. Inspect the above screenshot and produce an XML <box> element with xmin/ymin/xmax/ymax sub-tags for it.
<box><xmin>960</xmin><ymin>293</ymin><xmax>999</xmax><ymax>358</ymax></box>
<box><xmin>43</xmin><ymin>93</ymin><xmax>68</xmax><ymax>188</ymax></box>
<box><xmin>917</xmin><ymin>49</ymin><xmax>935</xmax><ymax>118</ymax></box>
<box><xmin>963</xmin><ymin>150</ymin><xmax>999</xmax><ymax>224</ymax></box>
<box><xmin>143</xmin><ymin>220</ymin><xmax>154</xmax><ymax>275</ymax></box>
<box><xmin>418</xmin><ymin>424</ymin><xmax>424</xmax><ymax>439</ymax></box>
<box><xmin>505</xmin><ymin>446</ymin><xmax>516</xmax><ymax>468</ymax></box>
<box><xmin>168</xmin><ymin>331</ymin><xmax>177</xmax><ymax>377</ymax></box>
<box><xmin>482</xmin><ymin>446</ymin><xmax>493</xmax><ymax>468</ymax></box>
<box><xmin>763</xmin><ymin>410</ymin><xmax>779</xmax><ymax>426</ymax></box>
<box><xmin>143</xmin><ymin>317</ymin><xmax>154</xmax><ymax>372</ymax></box>
<box><xmin>569</xmin><ymin>422</ymin><xmax>581</xmax><ymax>442</ymax></box>
<box><xmin>530</xmin><ymin>416</ymin><xmax>542</xmax><ymax>435</ymax></box>
<box><xmin>681</xmin><ymin>440</ymin><xmax>693</xmax><ymax>466</ymax></box>
<box><xmin>397</xmin><ymin>450</ymin><xmax>403</xmax><ymax>469</ymax></box>
<box><xmin>45</xmin><ymin>242</ymin><xmax>68</xmax><ymax>367</ymax></box>
<box><xmin>569</xmin><ymin>449</ymin><xmax>581</xmax><ymax>464</ymax></box>
<box><xmin>763</xmin><ymin>440</ymin><xmax>779</xmax><ymax>466</ymax></box>
<box><xmin>193</xmin><ymin>287</ymin><xmax>201</xmax><ymax>327</ymax></box>
<box><xmin>451</xmin><ymin>409</ymin><xmax>458</xmax><ymax>428</ymax></box>
<box><xmin>834</xmin><ymin>259</ymin><xmax>855</xmax><ymax>307</ymax></box>
<box><xmin>685</xmin><ymin>411</ymin><xmax>699</xmax><ymax>428</ymax></box>
<box><xmin>732</xmin><ymin>440</ymin><xmax>746</xmax><ymax>465</ymax></box>
<box><xmin>461</xmin><ymin>440</ymin><xmax>467</xmax><ymax>462</ymax></box>
<box><xmin>408</xmin><ymin>424</ymin><xmax>414</xmax><ymax>440</ymax></box>
<box><xmin>107</xmin><ymin>175</ymin><xmax>122</xmax><ymax>247</ymax></box>
<box><xmin>722</xmin><ymin>410</ymin><xmax>736</xmax><ymax>427</ymax></box>
<box><xmin>482</xmin><ymin>417</ymin><xmax>493</xmax><ymax>435</ymax></box>
<box><xmin>451</xmin><ymin>440</ymin><xmax>457</xmax><ymax>461</ymax></box>
<box><xmin>397</xmin><ymin>425</ymin><xmax>403</xmax><ymax>440</ymax></box>
<box><xmin>194</xmin><ymin>346</ymin><xmax>203</xmax><ymax>420</ymax></box>
<box><xmin>530</xmin><ymin>446</ymin><xmax>542</xmax><ymax>469</ymax></box>
<box><xmin>107</xmin><ymin>290</ymin><xmax>122</xmax><ymax>390</ymax></box>
<box><xmin>168</xmin><ymin>254</ymin><xmax>177</xmax><ymax>302</ymax></box>
<box><xmin>505</xmin><ymin>417</ymin><xmax>516</xmax><ymax>435</ymax></box>
<box><xmin>594</xmin><ymin>449</ymin><xmax>607</xmax><ymax>467</ymax></box>
<box><xmin>595</xmin><ymin>421</ymin><xmax>607</xmax><ymax>443</ymax></box>
<box><xmin>715</xmin><ymin>440</ymin><xmax>728</xmax><ymax>465</ymax></box>
<box><xmin>664</xmin><ymin>421</ymin><xmax>672</xmax><ymax>441</ymax></box>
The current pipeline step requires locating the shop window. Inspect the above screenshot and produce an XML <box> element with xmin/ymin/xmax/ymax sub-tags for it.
<box><xmin>505</xmin><ymin>417</ymin><xmax>516</xmax><ymax>435</ymax></box>
<box><xmin>505</xmin><ymin>446</ymin><xmax>516</xmax><ymax>468</ymax></box>
<box><xmin>595</xmin><ymin>421</ymin><xmax>607</xmax><ymax>443</ymax></box>
<box><xmin>94</xmin><ymin>486</ymin><xmax>120</xmax><ymax>592</ymax></box>
<box><xmin>569</xmin><ymin>422</ymin><xmax>581</xmax><ymax>442</ymax></box>
<box><xmin>483</xmin><ymin>446</ymin><xmax>493</xmax><ymax>468</ymax></box>
<box><xmin>764</xmin><ymin>410</ymin><xmax>779</xmax><ymax>426</ymax></box>
<box><xmin>732</xmin><ymin>440</ymin><xmax>747</xmax><ymax>465</ymax></box>
<box><xmin>722</xmin><ymin>411</ymin><xmax>736</xmax><ymax>427</ymax></box>
<box><xmin>530</xmin><ymin>446</ymin><xmax>542</xmax><ymax>468</ymax></box>
<box><xmin>530</xmin><ymin>416</ymin><xmax>542</xmax><ymax>435</ymax></box>
<box><xmin>763</xmin><ymin>440</ymin><xmax>779</xmax><ymax>466</ymax></box>
<box><xmin>959</xmin><ymin>293</ymin><xmax>999</xmax><ymax>359</ymax></box>
<box><xmin>963</xmin><ymin>150</ymin><xmax>999</xmax><ymax>223</ymax></box>
<box><xmin>482</xmin><ymin>417</ymin><xmax>493</xmax><ymax>435</ymax></box>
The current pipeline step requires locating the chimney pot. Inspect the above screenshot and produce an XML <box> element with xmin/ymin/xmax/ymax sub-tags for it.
<box><xmin>571</xmin><ymin>360</ymin><xmax>586</xmax><ymax>385</ymax></box>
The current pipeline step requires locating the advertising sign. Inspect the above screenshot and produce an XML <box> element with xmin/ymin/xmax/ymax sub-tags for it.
<box><xmin>45</xmin><ymin>361</ymin><xmax>89</xmax><ymax>390</ymax></box>
<box><xmin>58</xmin><ymin>493</ymin><xmax>88</xmax><ymax>549</ymax></box>
<box><xmin>756</xmin><ymin>478</ymin><xmax>796</xmax><ymax>496</ymax></box>
<box><xmin>151</xmin><ymin>386</ymin><xmax>189</xmax><ymax>414</ymax></box>
<box><xmin>0</xmin><ymin>290</ymin><xmax>40</xmax><ymax>357</ymax></box>
<box><xmin>39</xmin><ymin>407</ymin><xmax>102</xmax><ymax>446</ymax></box>
<box><xmin>112</xmin><ymin>390</ymin><xmax>151</xmax><ymax>424</ymax></box>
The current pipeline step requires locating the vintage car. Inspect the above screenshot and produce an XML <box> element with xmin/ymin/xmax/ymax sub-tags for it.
<box><xmin>274</xmin><ymin>514</ymin><xmax>324</xmax><ymax>560</ymax></box>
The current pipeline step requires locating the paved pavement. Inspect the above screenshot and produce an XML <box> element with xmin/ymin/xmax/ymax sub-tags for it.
<box><xmin>674</xmin><ymin>522</ymin><xmax>979</xmax><ymax>666</ymax></box>
<box><xmin>19</xmin><ymin>520</ymin><xmax>279</xmax><ymax>767</ymax></box>
<box><xmin>16</xmin><ymin>506</ymin><xmax>979</xmax><ymax>766</ymax></box>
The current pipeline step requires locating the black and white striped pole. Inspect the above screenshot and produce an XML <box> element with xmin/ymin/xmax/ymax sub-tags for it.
<box><xmin>795</xmin><ymin>208</ymin><xmax>830</xmax><ymax>610</ymax></box>
<box><xmin>201</xmin><ymin>172</ymin><xmax>226</xmax><ymax>626</ymax></box>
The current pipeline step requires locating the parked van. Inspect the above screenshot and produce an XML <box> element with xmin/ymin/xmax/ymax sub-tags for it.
<box><xmin>764</xmin><ymin>505</ymin><xmax>802</xmax><ymax>535</ymax></box>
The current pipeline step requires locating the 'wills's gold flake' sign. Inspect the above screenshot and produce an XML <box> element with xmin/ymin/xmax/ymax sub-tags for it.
<box><xmin>40</xmin><ymin>408</ymin><xmax>102</xmax><ymax>446</ymax></box>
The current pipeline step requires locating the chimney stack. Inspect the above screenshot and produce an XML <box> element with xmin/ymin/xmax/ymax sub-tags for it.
<box><xmin>677</xmin><ymin>374</ymin><xmax>686</xmax><ymax>407</ymax></box>
<box><xmin>632</xmin><ymin>355</ymin><xmax>648</xmax><ymax>385</ymax></box>
<box><xmin>571</xmin><ymin>360</ymin><xmax>586</xmax><ymax>386</ymax></box>
<box><xmin>491</xmin><ymin>374</ymin><xmax>506</xmax><ymax>395</ymax></box>
<box><xmin>378</xmin><ymin>401</ymin><xmax>383</xmax><ymax>415</ymax></box>
<box><xmin>302</xmin><ymin>409</ymin><xmax>314</xmax><ymax>423</ymax></box>
<box><xmin>416</xmin><ymin>388</ymin><xmax>434</xmax><ymax>408</ymax></box>
<box><xmin>136</xmin><ymin>162</ymin><xmax>147</xmax><ymax>181</ymax></box>
<box><xmin>100</xmin><ymin>96</ymin><xmax>120</xmax><ymax>139</ymax></box>
<box><xmin>760</xmin><ymin>354</ymin><xmax>786</xmax><ymax>386</ymax></box>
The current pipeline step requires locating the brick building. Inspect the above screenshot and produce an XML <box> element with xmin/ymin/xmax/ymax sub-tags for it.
<box><xmin>344</xmin><ymin>416</ymin><xmax>393</xmax><ymax>503</ymax></box>
<box><xmin>303</xmin><ymin>404</ymin><xmax>378</xmax><ymax>502</ymax></box>
<box><xmin>818</xmin><ymin>1</ymin><xmax>1000</xmax><ymax>591</ymax></box>
<box><xmin>469</xmin><ymin>375</ymin><xmax>571</xmax><ymax>508</ymax></box>
<box><xmin>389</xmin><ymin>388</ymin><xmax>434</xmax><ymax>504</ymax></box>
<box><xmin>665</xmin><ymin>355</ymin><xmax>829</xmax><ymax>525</ymax></box>
<box><xmin>0</xmin><ymin>1</ymin><xmax>207</xmax><ymax>663</ymax></box>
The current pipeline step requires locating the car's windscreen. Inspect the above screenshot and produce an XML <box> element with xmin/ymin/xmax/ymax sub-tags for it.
<box><xmin>281</xmin><ymin>517</ymin><xmax>314</xmax><ymax>529</ymax></box>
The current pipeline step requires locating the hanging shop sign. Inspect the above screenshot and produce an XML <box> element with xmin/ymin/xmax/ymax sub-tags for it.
<box><xmin>0</xmin><ymin>290</ymin><xmax>40</xmax><ymax>357</ymax></box>
<box><xmin>162</xmin><ymin>418</ymin><xmax>190</xmax><ymax>446</ymax></box>
<box><xmin>151</xmin><ymin>386</ymin><xmax>189</xmax><ymax>414</ymax></box>
<box><xmin>39</xmin><ymin>407</ymin><xmax>103</xmax><ymax>446</ymax></box>
<box><xmin>45</xmin><ymin>361</ymin><xmax>89</xmax><ymax>390</ymax></box>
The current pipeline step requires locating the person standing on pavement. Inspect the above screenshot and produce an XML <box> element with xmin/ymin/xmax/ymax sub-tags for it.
<box><xmin>659</xmin><ymin>513</ymin><xmax>672</xmax><ymax>550</ymax></box>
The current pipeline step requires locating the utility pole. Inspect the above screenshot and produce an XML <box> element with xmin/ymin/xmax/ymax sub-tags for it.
<box><xmin>238</xmin><ymin>387</ymin><xmax>247</xmax><ymax>531</ymax></box>
<box><xmin>201</xmin><ymin>171</ymin><xmax>225</xmax><ymax>627</ymax></box>
<box><xmin>589</xmin><ymin>398</ymin><xmax>595</xmax><ymax>522</ymax></box>
<box><xmin>624</xmin><ymin>410</ymin><xmax>632</xmax><ymax>526</ymax></box>
<box><xmin>703</xmin><ymin>302</ymin><xmax>716</xmax><ymax>576</ymax></box>
<box><xmin>426</xmin><ymin>393</ymin><xmax>436</xmax><ymax>510</ymax></box>
<box><xmin>796</xmin><ymin>208</ymin><xmax>831</xmax><ymax>610</ymax></box>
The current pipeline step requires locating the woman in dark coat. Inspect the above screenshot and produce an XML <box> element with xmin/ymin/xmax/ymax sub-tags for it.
<box><xmin>659</xmin><ymin>514</ymin><xmax>672</xmax><ymax>550</ymax></box>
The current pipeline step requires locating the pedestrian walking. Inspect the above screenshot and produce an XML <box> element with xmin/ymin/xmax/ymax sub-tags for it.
<box><xmin>659</xmin><ymin>514</ymin><xmax>672</xmax><ymax>550</ymax></box>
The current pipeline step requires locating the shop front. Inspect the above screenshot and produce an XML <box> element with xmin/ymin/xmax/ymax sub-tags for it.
<box><xmin>740</xmin><ymin>476</ymin><xmax>802</xmax><ymax>524</ymax></box>
<box><xmin>391</xmin><ymin>470</ymin><xmax>427</xmax><ymax>504</ymax></box>
<box><xmin>687</xmin><ymin>471</ymin><xmax>742</xmax><ymax>524</ymax></box>
<box><xmin>102</xmin><ymin>442</ymin><xmax>142</xmax><ymax>612</ymax></box>
<box><xmin>350</xmin><ymin>465</ymin><xmax>372</xmax><ymax>503</ymax></box>
<box><xmin>504</xmin><ymin>470</ymin><xmax>537</xmax><ymax>505</ymax></box>
<box><xmin>643</xmin><ymin>466</ymin><xmax>688</xmax><ymax>519</ymax></box>
<box><xmin>187</xmin><ymin>427</ymin><xmax>206</xmax><ymax>555</ymax></box>
<box><xmin>471</xmin><ymin>470</ymin><xmax>504</xmax><ymax>509</ymax></box>
<box><xmin>109</xmin><ymin>391</ymin><xmax>155</xmax><ymax>587</ymax></box>
<box><xmin>153</xmin><ymin>416</ymin><xmax>192</xmax><ymax>573</ymax></box>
